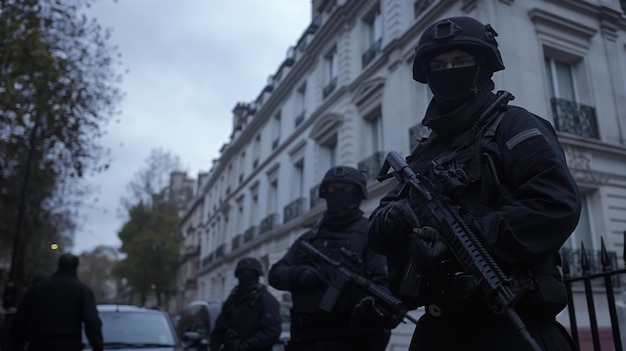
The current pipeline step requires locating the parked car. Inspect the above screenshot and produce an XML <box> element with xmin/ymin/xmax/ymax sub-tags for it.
<box><xmin>83</xmin><ymin>304</ymin><xmax>186</xmax><ymax>350</ymax></box>
<box><xmin>176</xmin><ymin>300</ymin><xmax>223</xmax><ymax>350</ymax></box>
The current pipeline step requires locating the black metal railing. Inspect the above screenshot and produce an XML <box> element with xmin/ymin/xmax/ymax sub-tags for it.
<box><xmin>362</xmin><ymin>38</ymin><xmax>382</xmax><ymax>68</ymax></box>
<box><xmin>562</xmin><ymin>233</ymin><xmax>626</xmax><ymax>351</ymax></box>
<box><xmin>323</xmin><ymin>77</ymin><xmax>337</xmax><ymax>99</ymax></box>
<box><xmin>215</xmin><ymin>244</ymin><xmax>225</xmax><ymax>258</ymax></box>
<box><xmin>414</xmin><ymin>0</ymin><xmax>436</xmax><ymax>18</ymax></box>
<box><xmin>284</xmin><ymin>197</ymin><xmax>307</xmax><ymax>224</ymax></box>
<box><xmin>409</xmin><ymin>123</ymin><xmax>431</xmax><ymax>151</ymax></box>
<box><xmin>260</xmin><ymin>213</ymin><xmax>279</xmax><ymax>234</ymax></box>
<box><xmin>551</xmin><ymin>98</ymin><xmax>599</xmax><ymax>139</ymax></box>
<box><xmin>232</xmin><ymin>234</ymin><xmax>241</xmax><ymax>250</ymax></box>
<box><xmin>243</xmin><ymin>225</ymin><xmax>258</xmax><ymax>243</ymax></box>
<box><xmin>357</xmin><ymin>151</ymin><xmax>386</xmax><ymax>180</ymax></box>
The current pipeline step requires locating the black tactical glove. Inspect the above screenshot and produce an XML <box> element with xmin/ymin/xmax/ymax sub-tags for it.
<box><xmin>293</xmin><ymin>265</ymin><xmax>326</xmax><ymax>288</ymax></box>
<box><xmin>351</xmin><ymin>296</ymin><xmax>402</xmax><ymax>330</ymax></box>
<box><xmin>376</xmin><ymin>199</ymin><xmax>421</xmax><ymax>242</ymax></box>
<box><xmin>238</xmin><ymin>340</ymin><xmax>250</xmax><ymax>351</ymax></box>
<box><xmin>409</xmin><ymin>226</ymin><xmax>449</xmax><ymax>265</ymax></box>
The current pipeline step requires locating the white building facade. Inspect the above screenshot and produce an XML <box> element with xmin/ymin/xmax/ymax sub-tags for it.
<box><xmin>178</xmin><ymin>0</ymin><xmax>626</xmax><ymax>348</ymax></box>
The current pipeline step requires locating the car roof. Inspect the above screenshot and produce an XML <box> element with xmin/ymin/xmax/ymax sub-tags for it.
<box><xmin>97</xmin><ymin>304</ymin><xmax>166</xmax><ymax>314</ymax></box>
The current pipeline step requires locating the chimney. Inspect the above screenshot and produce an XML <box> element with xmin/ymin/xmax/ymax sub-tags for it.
<box><xmin>311</xmin><ymin>0</ymin><xmax>324</xmax><ymax>19</ymax></box>
<box><xmin>232</xmin><ymin>102</ymin><xmax>248</xmax><ymax>132</ymax></box>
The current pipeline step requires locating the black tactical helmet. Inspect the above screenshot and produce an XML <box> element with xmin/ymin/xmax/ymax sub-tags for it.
<box><xmin>412</xmin><ymin>16</ymin><xmax>505</xmax><ymax>83</ymax></box>
<box><xmin>235</xmin><ymin>257</ymin><xmax>263</xmax><ymax>277</ymax></box>
<box><xmin>319</xmin><ymin>166</ymin><xmax>367</xmax><ymax>199</ymax></box>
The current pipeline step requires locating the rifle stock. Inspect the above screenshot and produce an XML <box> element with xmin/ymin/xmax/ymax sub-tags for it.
<box><xmin>299</xmin><ymin>240</ymin><xmax>418</xmax><ymax>325</ymax></box>
<box><xmin>377</xmin><ymin>150</ymin><xmax>542</xmax><ymax>351</ymax></box>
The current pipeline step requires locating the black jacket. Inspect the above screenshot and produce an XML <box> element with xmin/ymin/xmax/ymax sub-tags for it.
<box><xmin>210</xmin><ymin>284</ymin><xmax>281</xmax><ymax>351</ymax></box>
<box><xmin>9</xmin><ymin>271</ymin><xmax>103</xmax><ymax>351</ymax></box>
<box><xmin>369</xmin><ymin>91</ymin><xmax>581</xmax><ymax>314</ymax></box>
<box><xmin>269</xmin><ymin>215</ymin><xmax>389</xmax><ymax>348</ymax></box>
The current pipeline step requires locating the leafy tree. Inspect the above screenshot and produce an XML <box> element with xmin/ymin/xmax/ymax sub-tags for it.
<box><xmin>0</xmin><ymin>0</ymin><xmax>123</xmax><ymax>306</ymax></box>
<box><xmin>77</xmin><ymin>245</ymin><xmax>122</xmax><ymax>304</ymax></box>
<box><xmin>114</xmin><ymin>149</ymin><xmax>185</xmax><ymax>307</ymax></box>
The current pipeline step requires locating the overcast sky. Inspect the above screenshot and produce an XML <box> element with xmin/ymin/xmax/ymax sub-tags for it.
<box><xmin>73</xmin><ymin>0</ymin><xmax>311</xmax><ymax>254</ymax></box>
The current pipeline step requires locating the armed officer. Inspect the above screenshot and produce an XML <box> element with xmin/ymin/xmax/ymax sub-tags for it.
<box><xmin>269</xmin><ymin>166</ymin><xmax>393</xmax><ymax>351</ymax></box>
<box><xmin>369</xmin><ymin>16</ymin><xmax>581</xmax><ymax>350</ymax></box>
<box><xmin>210</xmin><ymin>257</ymin><xmax>281</xmax><ymax>351</ymax></box>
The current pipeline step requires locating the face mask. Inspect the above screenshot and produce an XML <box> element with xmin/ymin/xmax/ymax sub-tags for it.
<box><xmin>325</xmin><ymin>189</ymin><xmax>361</xmax><ymax>210</ymax></box>
<box><xmin>427</xmin><ymin>65</ymin><xmax>480</xmax><ymax>104</ymax></box>
<box><xmin>236</xmin><ymin>270</ymin><xmax>259</xmax><ymax>290</ymax></box>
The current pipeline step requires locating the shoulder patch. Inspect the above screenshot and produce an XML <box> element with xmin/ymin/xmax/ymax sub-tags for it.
<box><xmin>506</xmin><ymin>128</ymin><xmax>541</xmax><ymax>150</ymax></box>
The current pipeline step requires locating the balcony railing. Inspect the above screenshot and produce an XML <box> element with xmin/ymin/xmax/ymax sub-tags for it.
<box><xmin>357</xmin><ymin>151</ymin><xmax>386</xmax><ymax>181</ymax></box>
<box><xmin>310</xmin><ymin>183</ymin><xmax>322</xmax><ymax>209</ymax></box>
<box><xmin>243</xmin><ymin>225</ymin><xmax>259</xmax><ymax>243</ymax></box>
<box><xmin>408</xmin><ymin>124</ymin><xmax>431</xmax><ymax>151</ymax></box>
<box><xmin>362</xmin><ymin>38</ymin><xmax>382</xmax><ymax>68</ymax></box>
<box><xmin>215</xmin><ymin>244</ymin><xmax>225</xmax><ymax>258</ymax></box>
<box><xmin>323</xmin><ymin>77</ymin><xmax>337</xmax><ymax>99</ymax></box>
<box><xmin>550</xmin><ymin>98</ymin><xmax>599</xmax><ymax>139</ymax></box>
<box><xmin>283</xmin><ymin>197</ymin><xmax>307</xmax><ymax>224</ymax></box>
<box><xmin>414</xmin><ymin>0</ymin><xmax>436</xmax><ymax>18</ymax></box>
<box><xmin>232</xmin><ymin>234</ymin><xmax>242</xmax><ymax>250</ymax></box>
<box><xmin>260</xmin><ymin>213</ymin><xmax>279</xmax><ymax>234</ymax></box>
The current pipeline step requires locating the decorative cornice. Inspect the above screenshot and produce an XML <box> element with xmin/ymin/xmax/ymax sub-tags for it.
<box><xmin>528</xmin><ymin>8</ymin><xmax>598</xmax><ymax>41</ymax></box>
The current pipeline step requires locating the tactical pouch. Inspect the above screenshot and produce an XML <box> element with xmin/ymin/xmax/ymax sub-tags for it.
<box><xmin>528</xmin><ymin>276</ymin><xmax>568</xmax><ymax>318</ymax></box>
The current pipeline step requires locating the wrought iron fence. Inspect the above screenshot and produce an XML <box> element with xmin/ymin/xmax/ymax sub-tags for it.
<box><xmin>563</xmin><ymin>234</ymin><xmax>626</xmax><ymax>351</ymax></box>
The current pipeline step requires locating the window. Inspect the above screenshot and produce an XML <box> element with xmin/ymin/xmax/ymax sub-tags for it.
<box><xmin>323</xmin><ymin>48</ymin><xmax>338</xmax><ymax>98</ymax></box>
<box><xmin>253</xmin><ymin>134</ymin><xmax>261</xmax><ymax>168</ymax></box>
<box><xmin>321</xmin><ymin>136</ymin><xmax>337</xmax><ymax>171</ymax></box>
<box><xmin>362</xmin><ymin>5</ymin><xmax>382</xmax><ymax>67</ymax></box>
<box><xmin>295</xmin><ymin>84</ymin><xmax>306</xmax><ymax>126</ymax></box>
<box><xmin>545</xmin><ymin>57</ymin><xmax>576</xmax><ymax>101</ymax></box>
<box><xmin>292</xmin><ymin>159</ymin><xmax>305</xmax><ymax>198</ymax></box>
<box><xmin>365</xmin><ymin>107</ymin><xmax>383</xmax><ymax>155</ymax></box>
<box><xmin>544</xmin><ymin>54</ymin><xmax>599</xmax><ymax>138</ymax></box>
<box><xmin>238</xmin><ymin>151</ymin><xmax>246</xmax><ymax>182</ymax></box>
<box><xmin>272</xmin><ymin>112</ymin><xmax>281</xmax><ymax>149</ymax></box>
<box><xmin>250</xmin><ymin>185</ymin><xmax>259</xmax><ymax>225</ymax></box>
<box><xmin>236</xmin><ymin>197</ymin><xmax>245</xmax><ymax>234</ymax></box>
<box><xmin>268</xmin><ymin>179</ymin><xmax>278</xmax><ymax>214</ymax></box>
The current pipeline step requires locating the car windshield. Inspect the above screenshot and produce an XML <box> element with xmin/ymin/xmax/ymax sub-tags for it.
<box><xmin>99</xmin><ymin>310</ymin><xmax>176</xmax><ymax>346</ymax></box>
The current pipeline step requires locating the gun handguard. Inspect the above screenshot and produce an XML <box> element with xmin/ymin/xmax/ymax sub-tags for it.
<box><xmin>300</xmin><ymin>240</ymin><xmax>418</xmax><ymax>325</ymax></box>
<box><xmin>377</xmin><ymin>151</ymin><xmax>542</xmax><ymax>351</ymax></box>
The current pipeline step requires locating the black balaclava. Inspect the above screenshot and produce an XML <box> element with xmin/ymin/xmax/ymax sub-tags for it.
<box><xmin>236</xmin><ymin>270</ymin><xmax>260</xmax><ymax>293</ymax></box>
<box><xmin>426</xmin><ymin>50</ymin><xmax>493</xmax><ymax>109</ymax></box>
<box><xmin>325</xmin><ymin>188</ymin><xmax>362</xmax><ymax>210</ymax></box>
<box><xmin>423</xmin><ymin>79</ymin><xmax>495</xmax><ymax>139</ymax></box>
<box><xmin>323</xmin><ymin>188</ymin><xmax>364</xmax><ymax>229</ymax></box>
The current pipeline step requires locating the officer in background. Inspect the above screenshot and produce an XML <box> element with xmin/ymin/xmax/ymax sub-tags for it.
<box><xmin>210</xmin><ymin>257</ymin><xmax>281</xmax><ymax>351</ymax></box>
<box><xmin>9</xmin><ymin>253</ymin><xmax>103</xmax><ymax>351</ymax></box>
<box><xmin>269</xmin><ymin>166</ymin><xmax>393</xmax><ymax>351</ymax></box>
<box><xmin>368</xmin><ymin>16</ymin><xmax>581</xmax><ymax>350</ymax></box>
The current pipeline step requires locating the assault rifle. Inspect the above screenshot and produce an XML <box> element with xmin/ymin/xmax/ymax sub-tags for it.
<box><xmin>377</xmin><ymin>151</ymin><xmax>542</xmax><ymax>351</ymax></box>
<box><xmin>299</xmin><ymin>240</ymin><xmax>418</xmax><ymax>325</ymax></box>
